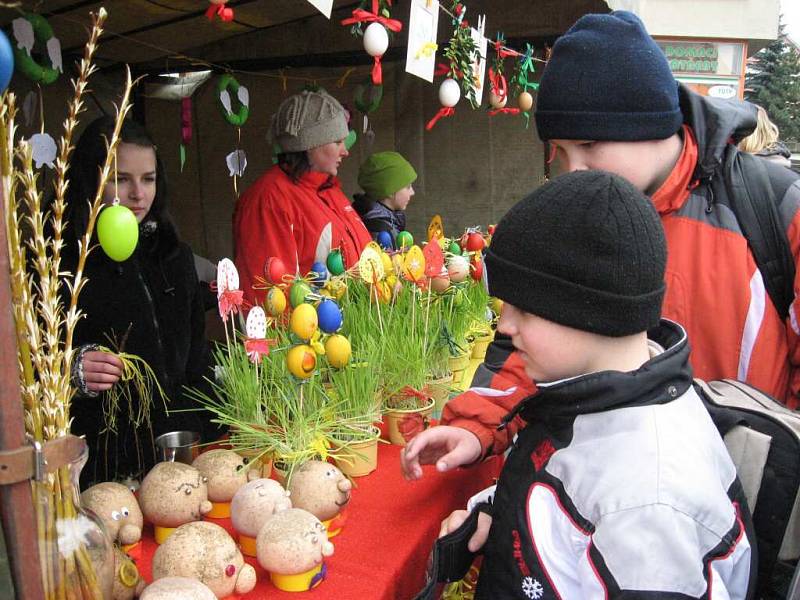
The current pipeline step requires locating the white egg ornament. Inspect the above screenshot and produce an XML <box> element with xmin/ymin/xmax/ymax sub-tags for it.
<box><xmin>489</xmin><ymin>91</ymin><xmax>507</xmax><ymax>109</ymax></box>
<box><xmin>363</xmin><ymin>22</ymin><xmax>389</xmax><ymax>57</ymax></box>
<box><xmin>447</xmin><ymin>254</ymin><xmax>470</xmax><ymax>283</ymax></box>
<box><xmin>439</xmin><ymin>78</ymin><xmax>461</xmax><ymax>108</ymax></box>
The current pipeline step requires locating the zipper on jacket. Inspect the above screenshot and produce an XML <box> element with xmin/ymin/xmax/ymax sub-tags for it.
<box><xmin>134</xmin><ymin>260</ymin><xmax>172</xmax><ymax>394</ymax></box>
<box><xmin>703</xmin><ymin>175</ymin><xmax>715</xmax><ymax>213</ymax></box>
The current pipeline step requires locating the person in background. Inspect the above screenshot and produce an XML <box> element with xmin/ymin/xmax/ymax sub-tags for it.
<box><xmin>63</xmin><ymin>116</ymin><xmax>213</xmax><ymax>487</ymax></box>
<box><xmin>739</xmin><ymin>105</ymin><xmax>794</xmax><ymax>169</ymax></box>
<box><xmin>353</xmin><ymin>151</ymin><xmax>417</xmax><ymax>248</ymax></box>
<box><xmin>403</xmin><ymin>170</ymin><xmax>755</xmax><ymax>598</ymax></box>
<box><xmin>233</xmin><ymin>89</ymin><xmax>372</xmax><ymax>305</ymax></box>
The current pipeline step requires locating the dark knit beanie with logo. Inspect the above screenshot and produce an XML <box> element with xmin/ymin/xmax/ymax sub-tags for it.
<box><xmin>485</xmin><ymin>170</ymin><xmax>666</xmax><ymax>337</ymax></box>
<box><xmin>535</xmin><ymin>10</ymin><xmax>682</xmax><ymax>142</ymax></box>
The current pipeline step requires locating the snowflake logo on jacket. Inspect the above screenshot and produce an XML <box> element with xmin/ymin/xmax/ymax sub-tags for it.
<box><xmin>522</xmin><ymin>576</ymin><xmax>544</xmax><ymax>599</ymax></box>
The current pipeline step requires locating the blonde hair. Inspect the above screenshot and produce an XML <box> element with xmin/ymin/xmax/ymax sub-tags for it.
<box><xmin>739</xmin><ymin>105</ymin><xmax>782</xmax><ymax>154</ymax></box>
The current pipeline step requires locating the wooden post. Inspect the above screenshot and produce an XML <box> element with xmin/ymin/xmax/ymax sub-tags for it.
<box><xmin>0</xmin><ymin>182</ymin><xmax>45</xmax><ymax>597</ymax></box>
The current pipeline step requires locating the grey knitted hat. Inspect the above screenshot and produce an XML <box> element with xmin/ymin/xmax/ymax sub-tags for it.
<box><xmin>269</xmin><ymin>89</ymin><xmax>349</xmax><ymax>153</ymax></box>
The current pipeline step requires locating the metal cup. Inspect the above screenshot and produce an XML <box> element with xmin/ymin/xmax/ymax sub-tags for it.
<box><xmin>154</xmin><ymin>431</ymin><xmax>200</xmax><ymax>464</ymax></box>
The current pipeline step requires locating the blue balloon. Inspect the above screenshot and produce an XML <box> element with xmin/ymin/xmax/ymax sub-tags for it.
<box><xmin>310</xmin><ymin>261</ymin><xmax>328</xmax><ymax>286</ymax></box>
<box><xmin>376</xmin><ymin>230</ymin><xmax>393</xmax><ymax>250</ymax></box>
<box><xmin>317</xmin><ymin>299</ymin><xmax>343</xmax><ymax>333</ymax></box>
<box><xmin>0</xmin><ymin>31</ymin><xmax>14</xmax><ymax>93</ymax></box>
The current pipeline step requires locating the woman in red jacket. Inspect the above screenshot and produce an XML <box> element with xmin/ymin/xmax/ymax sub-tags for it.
<box><xmin>233</xmin><ymin>89</ymin><xmax>371</xmax><ymax>304</ymax></box>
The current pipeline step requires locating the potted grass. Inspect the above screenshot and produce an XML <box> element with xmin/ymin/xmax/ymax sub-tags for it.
<box><xmin>443</xmin><ymin>284</ymin><xmax>474</xmax><ymax>387</ymax></box>
<box><xmin>326</xmin><ymin>336</ymin><xmax>385</xmax><ymax>477</ymax></box>
<box><xmin>464</xmin><ymin>279</ymin><xmax>495</xmax><ymax>360</ymax></box>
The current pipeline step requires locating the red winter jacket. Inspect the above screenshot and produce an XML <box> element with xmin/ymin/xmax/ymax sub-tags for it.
<box><xmin>444</xmin><ymin>87</ymin><xmax>800</xmax><ymax>457</ymax></box>
<box><xmin>233</xmin><ymin>165</ymin><xmax>372</xmax><ymax>304</ymax></box>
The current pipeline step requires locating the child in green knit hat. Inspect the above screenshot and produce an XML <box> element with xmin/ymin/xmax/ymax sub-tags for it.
<box><xmin>353</xmin><ymin>151</ymin><xmax>417</xmax><ymax>249</ymax></box>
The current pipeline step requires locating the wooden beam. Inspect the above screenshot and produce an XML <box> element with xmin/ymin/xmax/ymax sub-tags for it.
<box><xmin>0</xmin><ymin>180</ymin><xmax>44</xmax><ymax>598</ymax></box>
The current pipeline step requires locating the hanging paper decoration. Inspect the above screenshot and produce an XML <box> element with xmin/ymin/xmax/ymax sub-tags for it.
<box><xmin>341</xmin><ymin>0</ymin><xmax>403</xmax><ymax>86</ymax></box>
<box><xmin>423</xmin><ymin>240</ymin><xmax>444</xmax><ymax>279</ymax></box>
<box><xmin>206</xmin><ymin>0</ymin><xmax>234</xmax><ymax>22</ymax></box>
<box><xmin>30</xmin><ymin>132</ymin><xmax>57</xmax><ymax>169</ymax></box>
<box><xmin>427</xmin><ymin>214</ymin><xmax>444</xmax><ymax>242</ymax></box>
<box><xmin>405</xmin><ymin>0</ymin><xmax>440</xmax><ymax>83</ymax></box>
<box><xmin>306</xmin><ymin>0</ymin><xmax>334</xmax><ymax>19</ymax></box>
<box><xmin>12</xmin><ymin>14</ymin><xmax>61</xmax><ymax>85</ymax></box>
<box><xmin>468</xmin><ymin>15</ymin><xmax>488</xmax><ymax>106</ymax></box>
<box><xmin>226</xmin><ymin>149</ymin><xmax>247</xmax><ymax>177</ymax></box>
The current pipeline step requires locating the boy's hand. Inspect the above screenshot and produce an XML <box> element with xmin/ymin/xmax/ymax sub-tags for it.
<box><xmin>439</xmin><ymin>509</ymin><xmax>492</xmax><ymax>553</ymax></box>
<box><xmin>400</xmin><ymin>425</ymin><xmax>482</xmax><ymax>480</ymax></box>
<box><xmin>82</xmin><ymin>351</ymin><xmax>124</xmax><ymax>392</ymax></box>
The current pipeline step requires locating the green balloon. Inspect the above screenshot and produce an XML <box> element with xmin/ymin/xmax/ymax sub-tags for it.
<box><xmin>289</xmin><ymin>281</ymin><xmax>312</xmax><ymax>308</ymax></box>
<box><xmin>326</xmin><ymin>250</ymin><xmax>345</xmax><ymax>276</ymax></box>
<box><xmin>97</xmin><ymin>204</ymin><xmax>138</xmax><ymax>262</ymax></box>
<box><xmin>397</xmin><ymin>231</ymin><xmax>414</xmax><ymax>249</ymax></box>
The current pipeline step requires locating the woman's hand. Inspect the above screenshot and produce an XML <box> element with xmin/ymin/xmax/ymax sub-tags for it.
<box><xmin>81</xmin><ymin>351</ymin><xmax>124</xmax><ymax>392</ymax></box>
<box><xmin>439</xmin><ymin>509</ymin><xmax>493</xmax><ymax>552</ymax></box>
<box><xmin>400</xmin><ymin>425</ymin><xmax>482</xmax><ymax>480</ymax></box>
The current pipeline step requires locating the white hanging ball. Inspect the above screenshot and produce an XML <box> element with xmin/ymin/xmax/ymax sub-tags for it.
<box><xmin>363</xmin><ymin>22</ymin><xmax>389</xmax><ymax>57</ymax></box>
<box><xmin>438</xmin><ymin>78</ymin><xmax>461</xmax><ymax>108</ymax></box>
<box><xmin>489</xmin><ymin>92</ymin><xmax>507</xmax><ymax>109</ymax></box>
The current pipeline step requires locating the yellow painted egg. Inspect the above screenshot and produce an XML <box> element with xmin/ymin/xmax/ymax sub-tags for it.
<box><xmin>325</xmin><ymin>335</ymin><xmax>352</xmax><ymax>368</ymax></box>
<box><xmin>266</xmin><ymin>287</ymin><xmax>287</xmax><ymax>317</ymax></box>
<box><xmin>380</xmin><ymin>251</ymin><xmax>393</xmax><ymax>277</ymax></box>
<box><xmin>287</xmin><ymin>345</ymin><xmax>317</xmax><ymax>378</ymax></box>
<box><xmin>290</xmin><ymin>303</ymin><xmax>318</xmax><ymax>340</ymax></box>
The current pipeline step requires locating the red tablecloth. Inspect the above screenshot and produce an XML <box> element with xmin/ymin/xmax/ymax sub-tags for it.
<box><xmin>134</xmin><ymin>442</ymin><xmax>500</xmax><ymax>600</ymax></box>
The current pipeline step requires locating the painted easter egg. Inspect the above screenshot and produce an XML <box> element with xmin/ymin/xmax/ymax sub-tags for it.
<box><xmin>325</xmin><ymin>335</ymin><xmax>351</xmax><ymax>368</ymax></box>
<box><xmin>289</xmin><ymin>281</ymin><xmax>312</xmax><ymax>308</ymax></box>
<box><xmin>326</xmin><ymin>250</ymin><xmax>345</xmax><ymax>276</ymax></box>
<box><xmin>266</xmin><ymin>287</ymin><xmax>287</xmax><ymax>316</ymax></box>
<box><xmin>97</xmin><ymin>204</ymin><xmax>138</xmax><ymax>262</ymax></box>
<box><xmin>396</xmin><ymin>231</ymin><xmax>413</xmax><ymax>250</ymax></box>
<box><xmin>376</xmin><ymin>231</ymin><xmax>392</xmax><ymax>250</ymax></box>
<box><xmin>447</xmin><ymin>255</ymin><xmax>469</xmax><ymax>283</ymax></box>
<box><xmin>316</xmin><ymin>300</ymin><xmax>343</xmax><ymax>334</ymax></box>
<box><xmin>265</xmin><ymin>257</ymin><xmax>289</xmax><ymax>285</ymax></box>
<box><xmin>290</xmin><ymin>303</ymin><xmax>318</xmax><ymax>340</ymax></box>
<box><xmin>465</xmin><ymin>232</ymin><xmax>485</xmax><ymax>252</ymax></box>
<box><xmin>310</xmin><ymin>261</ymin><xmax>328</xmax><ymax>287</ymax></box>
<box><xmin>287</xmin><ymin>345</ymin><xmax>316</xmax><ymax>379</ymax></box>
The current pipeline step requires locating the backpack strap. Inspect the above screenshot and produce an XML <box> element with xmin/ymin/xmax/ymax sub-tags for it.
<box><xmin>724</xmin><ymin>150</ymin><xmax>796</xmax><ymax>320</ymax></box>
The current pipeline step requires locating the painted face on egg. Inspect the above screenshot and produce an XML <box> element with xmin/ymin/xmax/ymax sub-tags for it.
<box><xmin>287</xmin><ymin>460</ymin><xmax>352</xmax><ymax>522</ymax></box>
<box><xmin>256</xmin><ymin>508</ymin><xmax>335</xmax><ymax>575</ymax></box>
<box><xmin>139</xmin><ymin>462</ymin><xmax>213</xmax><ymax>527</ymax></box>
<box><xmin>80</xmin><ymin>482</ymin><xmax>144</xmax><ymax>546</ymax></box>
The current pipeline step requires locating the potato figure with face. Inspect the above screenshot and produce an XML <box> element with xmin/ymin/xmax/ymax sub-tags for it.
<box><xmin>191</xmin><ymin>449</ymin><xmax>248</xmax><ymax>518</ymax></box>
<box><xmin>81</xmin><ymin>482</ymin><xmax>144</xmax><ymax>549</ymax></box>
<box><xmin>230</xmin><ymin>478</ymin><xmax>292</xmax><ymax>556</ymax></box>
<box><xmin>256</xmin><ymin>508</ymin><xmax>334</xmax><ymax>592</ymax></box>
<box><xmin>139</xmin><ymin>462</ymin><xmax>212</xmax><ymax>544</ymax></box>
<box><xmin>152</xmin><ymin>521</ymin><xmax>257</xmax><ymax>599</ymax></box>
<box><xmin>287</xmin><ymin>460</ymin><xmax>351</xmax><ymax>537</ymax></box>
<box><xmin>140</xmin><ymin>576</ymin><xmax>217</xmax><ymax>600</ymax></box>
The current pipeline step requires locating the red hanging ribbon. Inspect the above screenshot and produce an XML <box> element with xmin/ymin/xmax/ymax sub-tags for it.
<box><xmin>206</xmin><ymin>3</ymin><xmax>234</xmax><ymax>22</ymax></box>
<box><xmin>493</xmin><ymin>39</ymin><xmax>519</xmax><ymax>59</ymax></box>
<box><xmin>181</xmin><ymin>96</ymin><xmax>192</xmax><ymax>145</ymax></box>
<box><xmin>488</xmin><ymin>107</ymin><xmax>521</xmax><ymax>116</ymax></box>
<box><xmin>425</xmin><ymin>106</ymin><xmax>456</xmax><ymax>131</ymax></box>
<box><xmin>371</xmin><ymin>55</ymin><xmax>383</xmax><ymax>86</ymax></box>
<box><xmin>400</xmin><ymin>385</ymin><xmax>432</xmax><ymax>402</ymax></box>
<box><xmin>487</xmin><ymin>67</ymin><xmax>507</xmax><ymax>99</ymax></box>
<box><xmin>340</xmin><ymin>9</ymin><xmax>403</xmax><ymax>33</ymax></box>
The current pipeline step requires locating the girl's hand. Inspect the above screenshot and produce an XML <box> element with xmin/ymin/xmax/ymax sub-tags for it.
<box><xmin>439</xmin><ymin>509</ymin><xmax>493</xmax><ymax>552</ymax></box>
<box><xmin>82</xmin><ymin>351</ymin><xmax>124</xmax><ymax>391</ymax></box>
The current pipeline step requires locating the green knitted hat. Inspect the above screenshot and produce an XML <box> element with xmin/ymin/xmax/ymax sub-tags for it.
<box><xmin>358</xmin><ymin>152</ymin><xmax>418</xmax><ymax>199</ymax></box>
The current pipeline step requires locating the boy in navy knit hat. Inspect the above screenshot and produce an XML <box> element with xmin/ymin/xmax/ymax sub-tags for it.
<box><xmin>403</xmin><ymin>170</ymin><xmax>756</xmax><ymax>598</ymax></box>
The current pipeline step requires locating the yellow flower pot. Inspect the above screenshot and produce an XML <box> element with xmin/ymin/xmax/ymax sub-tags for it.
<box><xmin>427</xmin><ymin>374</ymin><xmax>454</xmax><ymax>413</ymax></box>
<box><xmin>333</xmin><ymin>426</ymin><xmax>381</xmax><ymax>478</ymax></box>
<box><xmin>384</xmin><ymin>397</ymin><xmax>435</xmax><ymax>446</ymax></box>
<box><xmin>448</xmin><ymin>352</ymin><xmax>471</xmax><ymax>387</ymax></box>
<box><xmin>470</xmin><ymin>332</ymin><xmax>494</xmax><ymax>360</ymax></box>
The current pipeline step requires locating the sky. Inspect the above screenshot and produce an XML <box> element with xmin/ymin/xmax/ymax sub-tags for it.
<box><xmin>781</xmin><ymin>0</ymin><xmax>800</xmax><ymax>42</ymax></box>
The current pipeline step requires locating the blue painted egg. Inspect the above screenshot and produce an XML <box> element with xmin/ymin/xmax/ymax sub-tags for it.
<box><xmin>317</xmin><ymin>299</ymin><xmax>343</xmax><ymax>333</ymax></box>
<box><xmin>376</xmin><ymin>230</ymin><xmax>393</xmax><ymax>250</ymax></box>
<box><xmin>310</xmin><ymin>261</ymin><xmax>328</xmax><ymax>286</ymax></box>
<box><xmin>0</xmin><ymin>31</ymin><xmax>13</xmax><ymax>93</ymax></box>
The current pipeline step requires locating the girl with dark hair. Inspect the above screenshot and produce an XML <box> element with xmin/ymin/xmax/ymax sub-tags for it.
<box><xmin>63</xmin><ymin>115</ymin><xmax>213</xmax><ymax>486</ymax></box>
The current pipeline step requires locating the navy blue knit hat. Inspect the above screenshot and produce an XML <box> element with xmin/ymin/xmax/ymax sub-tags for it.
<box><xmin>535</xmin><ymin>11</ymin><xmax>682</xmax><ymax>142</ymax></box>
<box><xmin>485</xmin><ymin>170</ymin><xmax>666</xmax><ymax>337</ymax></box>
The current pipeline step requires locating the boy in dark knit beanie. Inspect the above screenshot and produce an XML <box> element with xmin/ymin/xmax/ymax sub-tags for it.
<box><xmin>533</xmin><ymin>10</ymin><xmax>800</xmax><ymax>407</ymax></box>
<box><xmin>403</xmin><ymin>171</ymin><xmax>755</xmax><ymax>598</ymax></box>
